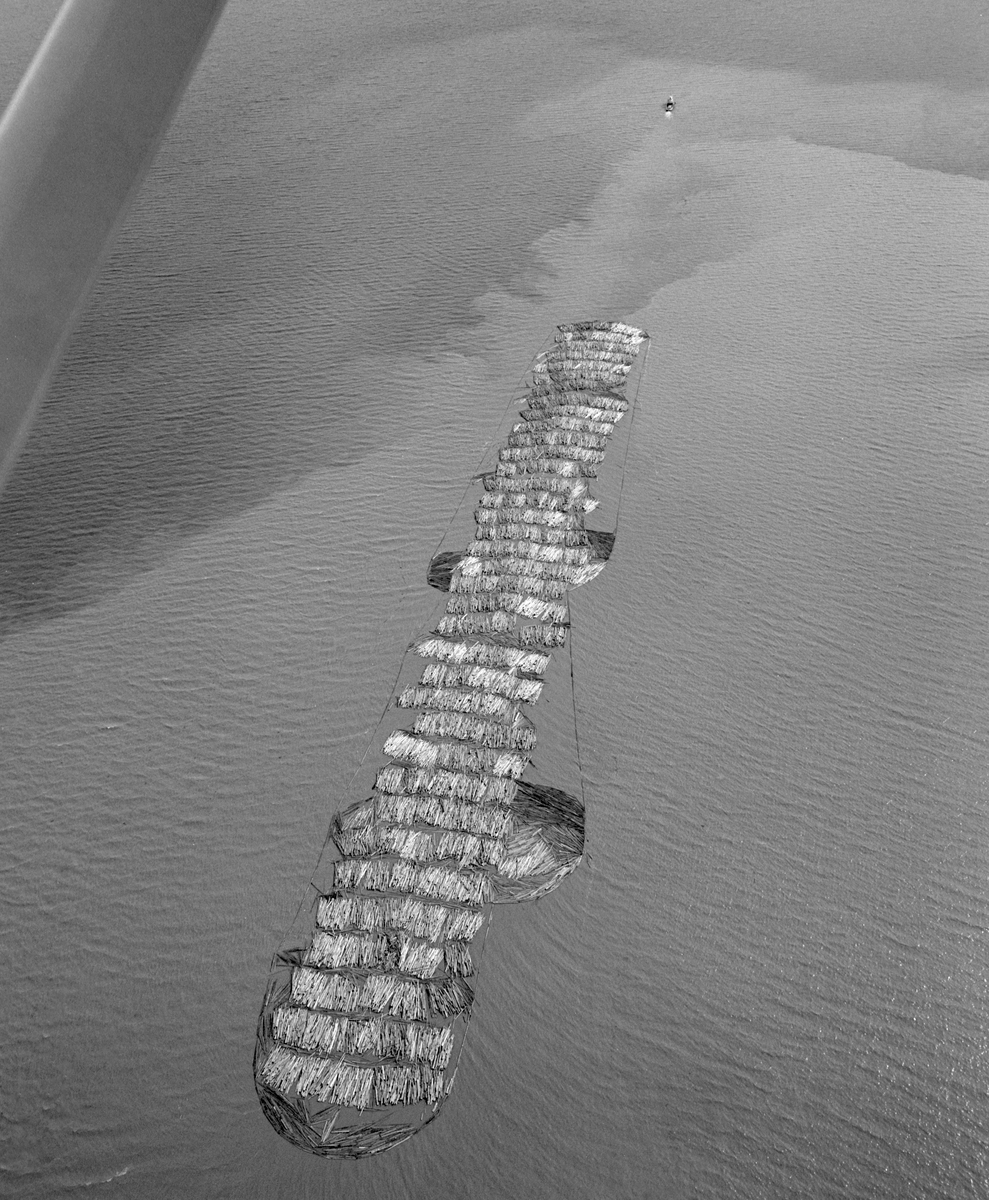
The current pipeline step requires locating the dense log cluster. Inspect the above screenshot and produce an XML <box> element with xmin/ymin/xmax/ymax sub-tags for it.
<box><xmin>256</xmin><ymin>321</ymin><xmax>647</xmax><ymax>1156</ymax></box>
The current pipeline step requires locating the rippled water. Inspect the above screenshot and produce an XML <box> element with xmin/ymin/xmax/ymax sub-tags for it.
<box><xmin>1</xmin><ymin>2</ymin><xmax>988</xmax><ymax>1197</ymax></box>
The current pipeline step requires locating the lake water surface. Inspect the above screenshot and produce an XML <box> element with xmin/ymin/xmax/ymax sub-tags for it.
<box><xmin>1</xmin><ymin>2</ymin><xmax>988</xmax><ymax>1197</ymax></box>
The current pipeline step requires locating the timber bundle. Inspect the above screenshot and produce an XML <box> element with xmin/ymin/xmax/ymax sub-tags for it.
<box><xmin>255</xmin><ymin>320</ymin><xmax>648</xmax><ymax>1158</ymax></box>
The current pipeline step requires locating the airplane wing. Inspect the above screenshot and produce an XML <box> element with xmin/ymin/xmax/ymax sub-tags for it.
<box><xmin>0</xmin><ymin>0</ymin><xmax>228</xmax><ymax>493</ymax></box>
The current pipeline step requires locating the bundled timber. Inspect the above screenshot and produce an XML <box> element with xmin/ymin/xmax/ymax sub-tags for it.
<box><xmin>304</xmin><ymin>930</ymin><xmax>400</xmax><ymax>973</ymax></box>
<box><xmin>436</xmin><ymin>611</ymin><xmax>515</xmax><ymax>637</ymax></box>
<box><xmin>512</xmin><ymin>414</ymin><xmax>616</xmax><ymax>436</ymax></box>
<box><xmin>477</xmin><ymin>523</ymin><xmax>572</xmax><ymax>546</ymax></box>
<box><xmin>330</xmin><ymin>820</ymin><xmax>502</xmax><ymax>869</ymax></box>
<box><xmin>397</xmin><ymin>940</ymin><xmax>446</xmax><ymax>979</ymax></box>
<box><xmin>508</xmin><ymin>428</ymin><xmax>609</xmax><ymax>450</ymax></box>
<box><xmin>412</xmin><ymin>635</ymin><xmax>549</xmax><ymax>676</ymax></box>
<box><xmin>412</xmin><ymin>709</ymin><xmax>536</xmax><ymax>753</ymax></box>
<box><xmin>465</xmin><ymin>539</ymin><xmax>594</xmax><ymax>565</ymax></box>
<box><xmin>382</xmin><ymin>730</ymin><xmax>529</xmax><ymax>778</ymax></box>
<box><xmin>498</xmin><ymin>443</ymin><xmax>606</xmax><ymax>466</ymax></box>
<box><xmin>557</xmin><ymin>319</ymin><xmax>645</xmax><ymax>341</ymax></box>
<box><xmin>455</xmin><ymin>556</ymin><xmax>562</xmax><ymax>582</ymax></box>
<box><xmin>475</xmin><ymin>504</ymin><xmax>582</xmax><ymax>528</ymax></box>
<box><xmin>373</xmin><ymin>1062</ymin><xmax>446</xmax><ymax>1107</ymax></box>
<box><xmin>510</xmin><ymin>595</ymin><xmax>570</xmax><ymax>623</ymax></box>
<box><xmin>545</xmin><ymin>360</ymin><xmax>632</xmax><ymax>386</ymax></box>
<box><xmin>334</xmin><ymin>856</ymin><xmax>492</xmax><ymax>906</ymax></box>
<box><xmin>519</xmin><ymin>623</ymin><xmax>569</xmax><ymax>649</ymax></box>
<box><xmin>449</xmin><ymin>572</ymin><xmax>572</xmax><ymax>601</ymax></box>
<box><xmin>472</xmin><ymin>525</ymin><xmax>589</xmax><ymax>549</ymax></box>
<box><xmin>374</xmin><ymin>765</ymin><xmax>518</xmax><ymax>806</ymax></box>
<box><xmin>374</xmin><ymin>763</ymin><xmax>476</xmax><ymax>801</ymax></box>
<box><xmin>518</xmin><ymin>402</ymin><xmax>624</xmax><ymax>425</ymax></box>
<box><xmin>316</xmin><ymin>893</ymin><xmax>485</xmax><ymax>942</ymax></box>
<box><xmin>256</xmin><ymin>319</ymin><xmax>646</xmax><ymax>1158</ymax></box>
<box><xmin>418</xmin><ymin>661</ymin><xmax>544</xmax><ymax>702</ymax></box>
<box><xmin>545</xmin><ymin>347</ymin><xmax>635</xmax><ymax>367</ymax></box>
<box><xmin>482</xmin><ymin>472</ymin><xmax>592</xmax><ymax>499</ymax></box>
<box><xmin>524</xmin><ymin>387</ymin><xmax>628</xmax><ymax>412</ymax></box>
<box><xmin>420</xmin><ymin>674</ymin><xmax>528</xmax><ymax>715</ymax></box>
<box><xmin>477</xmin><ymin>489</ymin><xmax>593</xmax><ymax>514</ymax></box>
<box><xmin>259</xmin><ymin>1049</ymin><xmax>374</xmax><ymax>1108</ymax></box>
<box><xmin>273</xmin><ymin>1007</ymin><xmax>455</xmax><ymax>1069</ymax></box>
<box><xmin>289</xmin><ymin>965</ymin><xmax>474</xmax><ymax>1021</ymax></box>
<box><xmin>472</xmin><ymin>523</ymin><xmax>584</xmax><ymax>547</ymax></box>
<box><xmin>447</xmin><ymin>572</ymin><xmax>501</xmax><ymax>593</ymax></box>
<box><xmin>495</xmin><ymin>457</ymin><xmax>597</xmax><ymax>479</ymax></box>
<box><xmin>396</xmin><ymin>684</ymin><xmax>520</xmax><ymax>720</ymax></box>
<box><xmin>259</xmin><ymin>1047</ymin><xmax>446</xmax><ymax>1109</ymax></box>
<box><xmin>443</xmin><ymin>940</ymin><xmax>474</xmax><ymax>978</ymax></box>
<box><xmin>460</xmin><ymin>558</ymin><xmax>606</xmax><ymax>589</ymax></box>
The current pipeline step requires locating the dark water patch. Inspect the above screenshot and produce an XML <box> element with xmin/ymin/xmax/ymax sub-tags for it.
<box><xmin>0</xmin><ymin>333</ymin><xmax>392</xmax><ymax>634</ymax></box>
<box><xmin>0</xmin><ymin>17</ymin><xmax>645</xmax><ymax>635</ymax></box>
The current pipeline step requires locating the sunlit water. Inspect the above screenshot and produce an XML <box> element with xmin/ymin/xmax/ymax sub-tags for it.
<box><xmin>1</xmin><ymin>2</ymin><xmax>988</xmax><ymax>1197</ymax></box>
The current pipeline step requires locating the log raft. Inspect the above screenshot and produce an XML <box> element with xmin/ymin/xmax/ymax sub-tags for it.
<box><xmin>255</xmin><ymin>320</ymin><xmax>648</xmax><ymax>1157</ymax></box>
